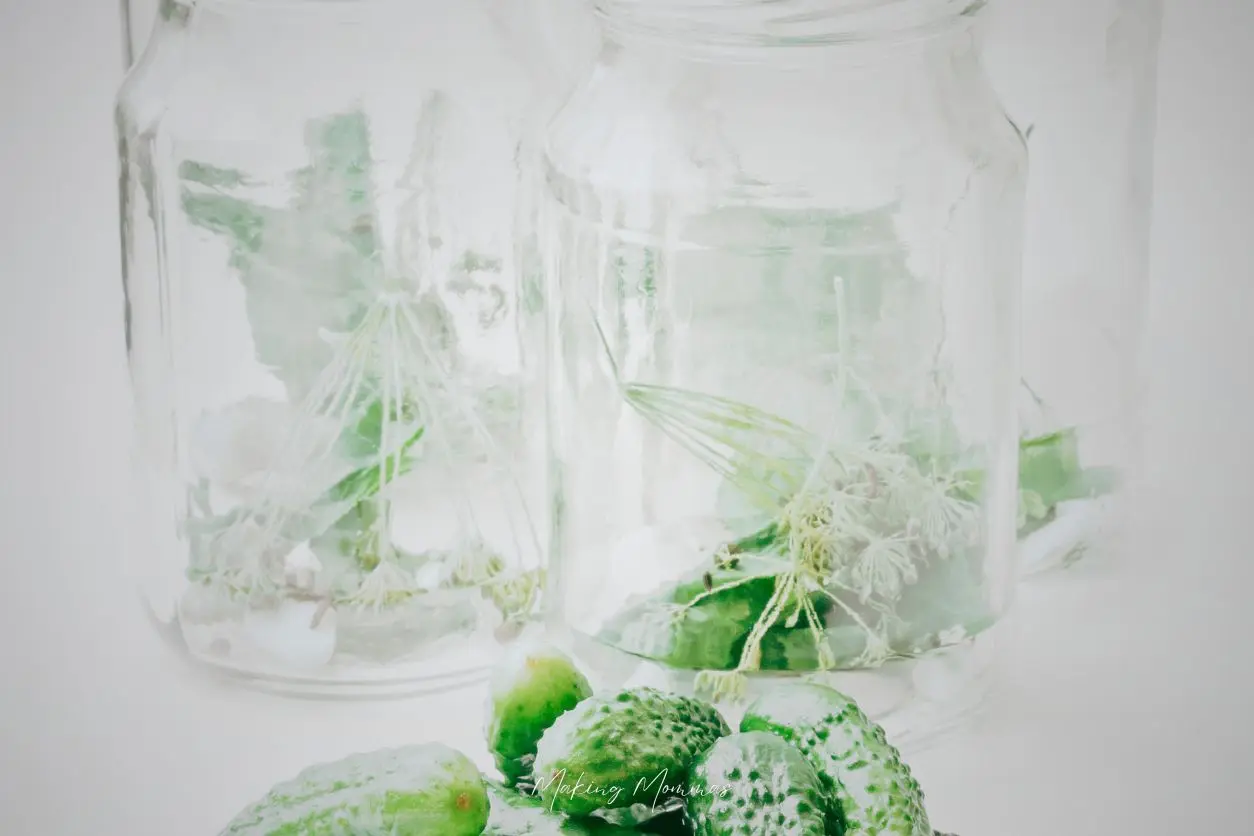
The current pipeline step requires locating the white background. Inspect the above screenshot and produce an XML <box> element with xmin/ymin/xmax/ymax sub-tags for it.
<box><xmin>0</xmin><ymin>1</ymin><xmax>1251</xmax><ymax>834</ymax></box>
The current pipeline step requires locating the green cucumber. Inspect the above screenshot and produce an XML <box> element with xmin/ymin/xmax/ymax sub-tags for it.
<box><xmin>741</xmin><ymin>683</ymin><xmax>931</xmax><ymax>836</ymax></box>
<box><xmin>687</xmin><ymin>731</ymin><xmax>841</xmax><ymax>836</ymax></box>
<box><xmin>217</xmin><ymin>743</ymin><xmax>489</xmax><ymax>835</ymax></box>
<box><xmin>597</xmin><ymin>559</ymin><xmax>778</xmax><ymax>671</ymax></box>
<box><xmin>487</xmin><ymin>642</ymin><xmax>594</xmax><ymax>787</ymax></box>
<box><xmin>483</xmin><ymin>781</ymin><xmax>633</xmax><ymax>834</ymax></box>
<box><xmin>597</xmin><ymin>556</ymin><xmax>829</xmax><ymax>671</ymax></box>
<box><xmin>532</xmin><ymin>687</ymin><xmax>731</xmax><ymax>816</ymax></box>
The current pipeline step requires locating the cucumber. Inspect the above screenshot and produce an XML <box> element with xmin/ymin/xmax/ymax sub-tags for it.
<box><xmin>483</xmin><ymin>781</ymin><xmax>633</xmax><ymax>835</ymax></box>
<box><xmin>532</xmin><ymin>687</ymin><xmax>731</xmax><ymax>816</ymax></box>
<box><xmin>218</xmin><ymin>743</ymin><xmax>490</xmax><ymax>835</ymax></box>
<box><xmin>598</xmin><ymin>556</ymin><xmax>829</xmax><ymax>671</ymax></box>
<box><xmin>487</xmin><ymin>641</ymin><xmax>593</xmax><ymax>787</ymax></box>
<box><xmin>741</xmin><ymin>683</ymin><xmax>931</xmax><ymax>836</ymax></box>
<box><xmin>597</xmin><ymin>559</ymin><xmax>778</xmax><ymax>671</ymax></box>
<box><xmin>686</xmin><ymin>731</ymin><xmax>841</xmax><ymax>836</ymax></box>
<box><xmin>632</xmin><ymin>808</ymin><xmax>694</xmax><ymax>836</ymax></box>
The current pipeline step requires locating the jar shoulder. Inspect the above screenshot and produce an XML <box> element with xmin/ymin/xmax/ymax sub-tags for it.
<box><xmin>542</xmin><ymin>58</ymin><xmax>1027</xmax><ymax>203</ymax></box>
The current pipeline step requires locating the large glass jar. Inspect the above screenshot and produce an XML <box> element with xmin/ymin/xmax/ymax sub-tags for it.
<box><xmin>121</xmin><ymin>0</ymin><xmax>164</xmax><ymax>67</ymax></box>
<box><xmin>539</xmin><ymin>0</ymin><xmax>1028</xmax><ymax>745</ymax></box>
<box><xmin>482</xmin><ymin>0</ymin><xmax>602</xmax><ymax>443</ymax></box>
<box><xmin>484</xmin><ymin>0</ymin><xmax>602</xmax><ymax>111</ymax></box>
<box><xmin>117</xmin><ymin>0</ymin><xmax>547</xmax><ymax>696</ymax></box>
<box><xmin>981</xmin><ymin>0</ymin><xmax>1164</xmax><ymax>575</ymax></box>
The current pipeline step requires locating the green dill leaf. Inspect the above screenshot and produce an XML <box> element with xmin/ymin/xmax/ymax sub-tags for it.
<box><xmin>180</xmin><ymin>111</ymin><xmax>384</xmax><ymax>401</ymax></box>
<box><xmin>326</xmin><ymin>425</ymin><xmax>425</xmax><ymax>506</ymax></box>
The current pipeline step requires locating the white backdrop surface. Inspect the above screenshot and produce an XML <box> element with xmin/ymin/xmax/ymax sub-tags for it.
<box><xmin>0</xmin><ymin>1</ymin><xmax>1251</xmax><ymax>834</ymax></box>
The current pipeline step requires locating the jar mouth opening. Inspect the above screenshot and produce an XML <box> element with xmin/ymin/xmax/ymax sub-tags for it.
<box><xmin>595</xmin><ymin>0</ymin><xmax>985</xmax><ymax>48</ymax></box>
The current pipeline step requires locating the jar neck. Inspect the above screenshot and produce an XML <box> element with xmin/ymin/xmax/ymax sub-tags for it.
<box><xmin>128</xmin><ymin>0</ymin><xmax>194</xmax><ymax>65</ymax></box>
<box><xmin>175</xmin><ymin>0</ymin><xmax>490</xmax><ymax>40</ymax></box>
<box><xmin>596</xmin><ymin>0</ymin><xmax>984</xmax><ymax>56</ymax></box>
<box><xmin>185</xmin><ymin>0</ymin><xmax>439</xmax><ymax>19</ymax></box>
<box><xmin>192</xmin><ymin>0</ymin><xmax>411</xmax><ymax>5</ymax></box>
<box><xmin>156</xmin><ymin>0</ymin><xmax>194</xmax><ymax>25</ymax></box>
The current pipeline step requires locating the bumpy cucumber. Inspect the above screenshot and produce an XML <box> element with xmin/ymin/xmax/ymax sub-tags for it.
<box><xmin>487</xmin><ymin>641</ymin><xmax>594</xmax><ymax>786</ymax></box>
<box><xmin>597</xmin><ymin>559</ymin><xmax>778</xmax><ymax>671</ymax></box>
<box><xmin>218</xmin><ymin>743</ymin><xmax>489</xmax><ymax>836</ymax></box>
<box><xmin>686</xmin><ymin>731</ymin><xmax>840</xmax><ymax>836</ymax></box>
<box><xmin>633</xmin><ymin>809</ymin><xmax>696</xmax><ymax>836</ymax></box>
<box><xmin>483</xmin><ymin>781</ymin><xmax>633</xmax><ymax>835</ymax></box>
<box><xmin>532</xmin><ymin>687</ymin><xmax>731</xmax><ymax>816</ymax></box>
<box><xmin>741</xmin><ymin>683</ymin><xmax>931</xmax><ymax>836</ymax></box>
<box><xmin>598</xmin><ymin>556</ymin><xmax>830</xmax><ymax>671</ymax></box>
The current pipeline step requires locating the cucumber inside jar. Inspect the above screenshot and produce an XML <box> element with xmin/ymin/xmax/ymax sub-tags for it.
<box><xmin>588</xmin><ymin>360</ymin><xmax>1108</xmax><ymax>702</ymax></box>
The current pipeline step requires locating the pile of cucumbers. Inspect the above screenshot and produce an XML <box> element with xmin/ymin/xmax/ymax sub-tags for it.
<box><xmin>218</xmin><ymin>641</ymin><xmax>956</xmax><ymax>835</ymax></box>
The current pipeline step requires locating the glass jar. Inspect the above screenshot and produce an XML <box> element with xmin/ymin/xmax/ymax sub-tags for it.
<box><xmin>483</xmin><ymin>0</ymin><xmax>602</xmax><ymax>110</ymax></box>
<box><xmin>482</xmin><ymin>0</ymin><xmax>603</xmax><ymax>448</ymax></box>
<box><xmin>980</xmin><ymin>0</ymin><xmax>1164</xmax><ymax>576</ymax></box>
<box><xmin>117</xmin><ymin>0</ymin><xmax>547</xmax><ymax>696</ymax></box>
<box><xmin>539</xmin><ymin>0</ymin><xmax>1027</xmax><ymax>745</ymax></box>
<box><xmin>121</xmin><ymin>0</ymin><xmax>164</xmax><ymax>67</ymax></box>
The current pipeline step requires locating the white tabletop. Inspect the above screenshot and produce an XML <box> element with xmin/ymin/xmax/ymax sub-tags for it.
<box><xmin>0</xmin><ymin>1</ymin><xmax>1251</xmax><ymax>834</ymax></box>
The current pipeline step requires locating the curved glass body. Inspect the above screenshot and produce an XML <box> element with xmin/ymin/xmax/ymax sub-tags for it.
<box><xmin>482</xmin><ymin>0</ymin><xmax>602</xmax><ymax>434</ymax></box>
<box><xmin>483</xmin><ymin>0</ymin><xmax>602</xmax><ymax>109</ymax></box>
<box><xmin>121</xmin><ymin>0</ymin><xmax>164</xmax><ymax>67</ymax></box>
<box><xmin>981</xmin><ymin>0</ymin><xmax>1164</xmax><ymax>575</ymax></box>
<box><xmin>117</xmin><ymin>0</ymin><xmax>546</xmax><ymax>696</ymax></box>
<box><xmin>540</xmin><ymin>0</ymin><xmax>1027</xmax><ymax>745</ymax></box>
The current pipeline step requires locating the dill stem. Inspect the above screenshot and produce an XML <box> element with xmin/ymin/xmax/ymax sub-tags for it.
<box><xmin>814</xmin><ymin>583</ymin><xmax>879</xmax><ymax>643</ymax></box>
<box><xmin>735</xmin><ymin>572</ymin><xmax>796</xmax><ymax>673</ymax></box>
<box><xmin>679</xmin><ymin>572</ymin><xmax>780</xmax><ymax>613</ymax></box>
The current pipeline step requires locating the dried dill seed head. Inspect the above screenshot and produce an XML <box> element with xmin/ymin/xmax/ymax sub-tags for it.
<box><xmin>484</xmin><ymin>568</ymin><xmax>545</xmax><ymax>623</ymax></box>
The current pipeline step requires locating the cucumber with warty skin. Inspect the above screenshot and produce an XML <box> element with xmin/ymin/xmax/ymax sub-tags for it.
<box><xmin>217</xmin><ymin>743</ymin><xmax>490</xmax><ymax>836</ymax></box>
<box><xmin>532</xmin><ymin>687</ymin><xmax>731</xmax><ymax>817</ymax></box>
<box><xmin>596</xmin><ymin>558</ymin><xmax>781</xmax><ymax>671</ymax></box>
<box><xmin>686</xmin><ymin>731</ymin><xmax>842</xmax><ymax>836</ymax></box>
<box><xmin>487</xmin><ymin>641</ymin><xmax>594</xmax><ymax>787</ymax></box>
<box><xmin>597</xmin><ymin>556</ymin><xmax>831</xmax><ymax>672</ymax></box>
<box><xmin>483</xmin><ymin>781</ymin><xmax>635</xmax><ymax>835</ymax></box>
<box><xmin>740</xmin><ymin>683</ymin><xmax>932</xmax><ymax>836</ymax></box>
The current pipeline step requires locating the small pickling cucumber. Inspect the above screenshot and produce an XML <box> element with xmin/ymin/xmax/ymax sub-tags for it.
<box><xmin>217</xmin><ymin>743</ymin><xmax>489</xmax><ymax>836</ymax></box>
<box><xmin>487</xmin><ymin>641</ymin><xmax>594</xmax><ymax>786</ymax></box>
<box><xmin>532</xmin><ymin>687</ymin><xmax>731</xmax><ymax>816</ymax></box>
<box><xmin>597</xmin><ymin>559</ymin><xmax>779</xmax><ymax>671</ymax></box>
<box><xmin>598</xmin><ymin>556</ymin><xmax>829</xmax><ymax>671</ymax></box>
<box><xmin>758</xmin><ymin>624</ymin><xmax>877</xmax><ymax>672</ymax></box>
<box><xmin>483</xmin><ymin>781</ymin><xmax>633</xmax><ymax>835</ymax></box>
<box><xmin>741</xmin><ymin>683</ymin><xmax>932</xmax><ymax>836</ymax></box>
<box><xmin>633</xmin><ymin>808</ymin><xmax>695</xmax><ymax>836</ymax></box>
<box><xmin>686</xmin><ymin>731</ymin><xmax>841</xmax><ymax>836</ymax></box>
